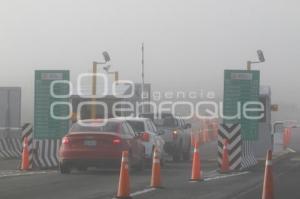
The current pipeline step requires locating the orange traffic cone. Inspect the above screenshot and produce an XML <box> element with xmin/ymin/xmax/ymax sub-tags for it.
<box><xmin>262</xmin><ymin>150</ymin><xmax>274</xmax><ymax>199</ymax></box>
<box><xmin>116</xmin><ymin>151</ymin><xmax>131</xmax><ymax>199</ymax></box>
<box><xmin>221</xmin><ymin>139</ymin><xmax>230</xmax><ymax>173</ymax></box>
<box><xmin>283</xmin><ymin>128</ymin><xmax>289</xmax><ymax>149</ymax></box>
<box><xmin>151</xmin><ymin>148</ymin><xmax>162</xmax><ymax>188</ymax></box>
<box><xmin>21</xmin><ymin>136</ymin><xmax>30</xmax><ymax>171</ymax></box>
<box><xmin>190</xmin><ymin>145</ymin><xmax>203</xmax><ymax>182</ymax></box>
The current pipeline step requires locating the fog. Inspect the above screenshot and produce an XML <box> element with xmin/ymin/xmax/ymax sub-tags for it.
<box><xmin>1</xmin><ymin>0</ymin><xmax>300</xmax><ymax>122</ymax></box>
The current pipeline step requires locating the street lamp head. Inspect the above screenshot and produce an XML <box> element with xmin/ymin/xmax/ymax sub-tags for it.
<box><xmin>102</xmin><ymin>51</ymin><xmax>110</xmax><ymax>62</ymax></box>
<box><xmin>257</xmin><ymin>50</ymin><xmax>265</xmax><ymax>62</ymax></box>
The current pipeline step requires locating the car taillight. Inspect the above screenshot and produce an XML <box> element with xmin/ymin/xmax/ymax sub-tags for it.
<box><xmin>142</xmin><ymin>132</ymin><xmax>150</xmax><ymax>142</ymax></box>
<box><xmin>112</xmin><ymin>138</ymin><xmax>122</xmax><ymax>145</ymax></box>
<box><xmin>62</xmin><ymin>137</ymin><xmax>70</xmax><ymax>145</ymax></box>
<box><xmin>172</xmin><ymin>130</ymin><xmax>178</xmax><ymax>140</ymax></box>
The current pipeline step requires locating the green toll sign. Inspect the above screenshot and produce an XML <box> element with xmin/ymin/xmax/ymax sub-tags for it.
<box><xmin>34</xmin><ymin>70</ymin><xmax>70</xmax><ymax>139</ymax></box>
<box><xmin>223</xmin><ymin>70</ymin><xmax>260</xmax><ymax>140</ymax></box>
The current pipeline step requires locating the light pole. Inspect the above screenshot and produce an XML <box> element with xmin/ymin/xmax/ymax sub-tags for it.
<box><xmin>246</xmin><ymin>50</ymin><xmax>265</xmax><ymax>70</ymax></box>
<box><xmin>91</xmin><ymin>51</ymin><xmax>110</xmax><ymax>119</ymax></box>
<box><xmin>141</xmin><ymin>43</ymin><xmax>145</xmax><ymax>113</ymax></box>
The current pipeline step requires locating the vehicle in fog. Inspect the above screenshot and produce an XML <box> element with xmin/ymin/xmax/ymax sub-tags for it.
<box><xmin>124</xmin><ymin>117</ymin><xmax>166</xmax><ymax>165</ymax></box>
<box><xmin>139</xmin><ymin>112</ymin><xmax>192</xmax><ymax>162</ymax></box>
<box><xmin>59</xmin><ymin>118</ymin><xmax>145</xmax><ymax>174</ymax></box>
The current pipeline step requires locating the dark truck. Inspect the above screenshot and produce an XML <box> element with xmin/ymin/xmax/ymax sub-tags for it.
<box><xmin>139</xmin><ymin>112</ymin><xmax>191</xmax><ymax>162</ymax></box>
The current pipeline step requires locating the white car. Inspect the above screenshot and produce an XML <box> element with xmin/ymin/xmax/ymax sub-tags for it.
<box><xmin>124</xmin><ymin>117</ymin><xmax>166</xmax><ymax>164</ymax></box>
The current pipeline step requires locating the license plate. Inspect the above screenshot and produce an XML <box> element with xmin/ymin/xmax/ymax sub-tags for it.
<box><xmin>84</xmin><ymin>140</ymin><xmax>97</xmax><ymax>147</ymax></box>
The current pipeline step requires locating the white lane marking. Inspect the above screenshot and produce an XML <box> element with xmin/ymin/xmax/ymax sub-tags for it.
<box><xmin>204</xmin><ymin>171</ymin><xmax>249</xmax><ymax>182</ymax></box>
<box><xmin>129</xmin><ymin>188</ymin><xmax>156</xmax><ymax>197</ymax></box>
<box><xmin>204</xmin><ymin>169</ymin><xmax>218</xmax><ymax>177</ymax></box>
<box><xmin>287</xmin><ymin>147</ymin><xmax>297</xmax><ymax>153</ymax></box>
<box><xmin>0</xmin><ymin>170</ymin><xmax>56</xmax><ymax>178</ymax></box>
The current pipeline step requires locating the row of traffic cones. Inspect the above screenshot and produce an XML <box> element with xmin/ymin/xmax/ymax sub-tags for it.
<box><xmin>190</xmin><ymin>137</ymin><xmax>230</xmax><ymax>182</ymax></box>
<box><xmin>115</xmin><ymin>141</ymin><xmax>274</xmax><ymax>198</ymax></box>
<box><xmin>116</xmin><ymin>148</ymin><xmax>162</xmax><ymax>198</ymax></box>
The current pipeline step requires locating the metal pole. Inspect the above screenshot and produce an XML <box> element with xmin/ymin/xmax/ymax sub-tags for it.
<box><xmin>114</xmin><ymin>71</ymin><xmax>119</xmax><ymax>82</ymax></box>
<box><xmin>247</xmin><ymin>61</ymin><xmax>251</xmax><ymax>71</ymax></box>
<box><xmin>141</xmin><ymin>43</ymin><xmax>145</xmax><ymax>113</ymax></box>
<box><xmin>91</xmin><ymin>62</ymin><xmax>97</xmax><ymax>119</ymax></box>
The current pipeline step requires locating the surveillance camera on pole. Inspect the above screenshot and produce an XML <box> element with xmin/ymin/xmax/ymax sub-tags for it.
<box><xmin>102</xmin><ymin>51</ymin><xmax>111</xmax><ymax>62</ymax></box>
<box><xmin>247</xmin><ymin>49</ymin><xmax>265</xmax><ymax>70</ymax></box>
<box><xmin>257</xmin><ymin>50</ymin><xmax>265</xmax><ymax>63</ymax></box>
<box><xmin>91</xmin><ymin>51</ymin><xmax>111</xmax><ymax>119</ymax></box>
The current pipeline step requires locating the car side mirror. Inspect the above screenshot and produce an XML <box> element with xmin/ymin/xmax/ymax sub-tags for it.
<box><xmin>184</xmin><ymin>123</ymin><xmax>192</xmax><ymax>129</ymax></box>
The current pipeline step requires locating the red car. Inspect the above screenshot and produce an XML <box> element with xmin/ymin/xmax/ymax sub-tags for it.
<box><xmin>59</xmin><ymin>118</ymin><xmax>145</xmax><ymax>174</ymax></box>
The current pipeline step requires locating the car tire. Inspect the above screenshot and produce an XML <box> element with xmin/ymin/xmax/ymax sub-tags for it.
<box><xmin>59</xmin><ymin>162</ymin><xmax>71</xmax><ymax>174</ymax></box>
<box><xmin>172</xmin><ymin>143</ymin><xmax>183</xmax><ymax>162</ymax></box>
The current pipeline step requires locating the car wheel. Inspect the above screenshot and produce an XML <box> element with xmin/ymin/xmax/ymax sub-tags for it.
<box><xmin>59</xmin><ymin>162</ymin><xmax>71</xmax><ymax>174</ymax></box>
<box><xmin>172</xmin><ymin>143</ymin><xmax>183</xmax><ymax>162</ymax></box>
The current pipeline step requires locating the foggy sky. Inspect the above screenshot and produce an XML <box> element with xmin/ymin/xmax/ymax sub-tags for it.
<box><xmin>1</xmin><ymin>0</ymin><xmax>300</xmax><ymax>122</ymax></box>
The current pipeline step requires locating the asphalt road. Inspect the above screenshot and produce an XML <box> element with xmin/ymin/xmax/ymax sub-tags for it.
<box><xmin>0</xmin><ymin>141</ymin><xmax>219</xmax><ymax>199</ymax></box>
<box><xmin>0</xmin><ymin>132</ymin><xmax>299</xmax><ymax>199</ymax></box>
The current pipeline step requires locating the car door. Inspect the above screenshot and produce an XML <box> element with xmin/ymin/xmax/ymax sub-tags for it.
<box><xmin>120</xmin><ymin>123</ymin><xmax>135</xmax><ymax>161</ymax></box>
<box><xmin>144</xmin><ymin>119</ymin><xmax>156</xmax><ymax>146</ymax></box>
<box><xmin>124</xmin><ymin>122</ymin><xmax>142</xmax><ymax>163</ymax></box>
<box><xmin>148</xmin><ymin>119</ymin><xmax>165</xmax><ymax>153</ymax></box>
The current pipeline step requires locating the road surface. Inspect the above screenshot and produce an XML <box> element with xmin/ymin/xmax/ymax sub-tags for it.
<box><xmin>0</xmin><ymin>132</ymin><xmax>299</xmax><ymax>199</ymax></box>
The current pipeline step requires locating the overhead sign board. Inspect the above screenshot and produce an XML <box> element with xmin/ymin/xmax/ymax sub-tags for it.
<box><xmin>223</xmin><ymin>70</ymin><xmax>260</xmax><ymax>140</ymax></box>
<box><xmin>34</xmin><ymin>70</ymin><xmax>70</xmax><ymax>139</ymax></box>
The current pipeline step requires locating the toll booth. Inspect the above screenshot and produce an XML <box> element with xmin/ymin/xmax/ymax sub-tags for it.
<box><xmin>70</xmin><ymin>83</ymin><xmax>151</xmax><ymax>122</ymax></box>
<box><xmin>253</xmin><ymin>85</ymin><xmax>273</xmax><ymax>158</ymax></box>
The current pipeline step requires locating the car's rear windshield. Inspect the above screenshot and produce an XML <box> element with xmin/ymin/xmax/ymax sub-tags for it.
<box><xmin>127</xmin><ymin>121</ymin><xmax>145</xmax><ymax>132</ymax></box>
<box><xmin>70</xmin><ymin>121</ymin><xmax>119</xmax><ymax>133</ymax></box>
